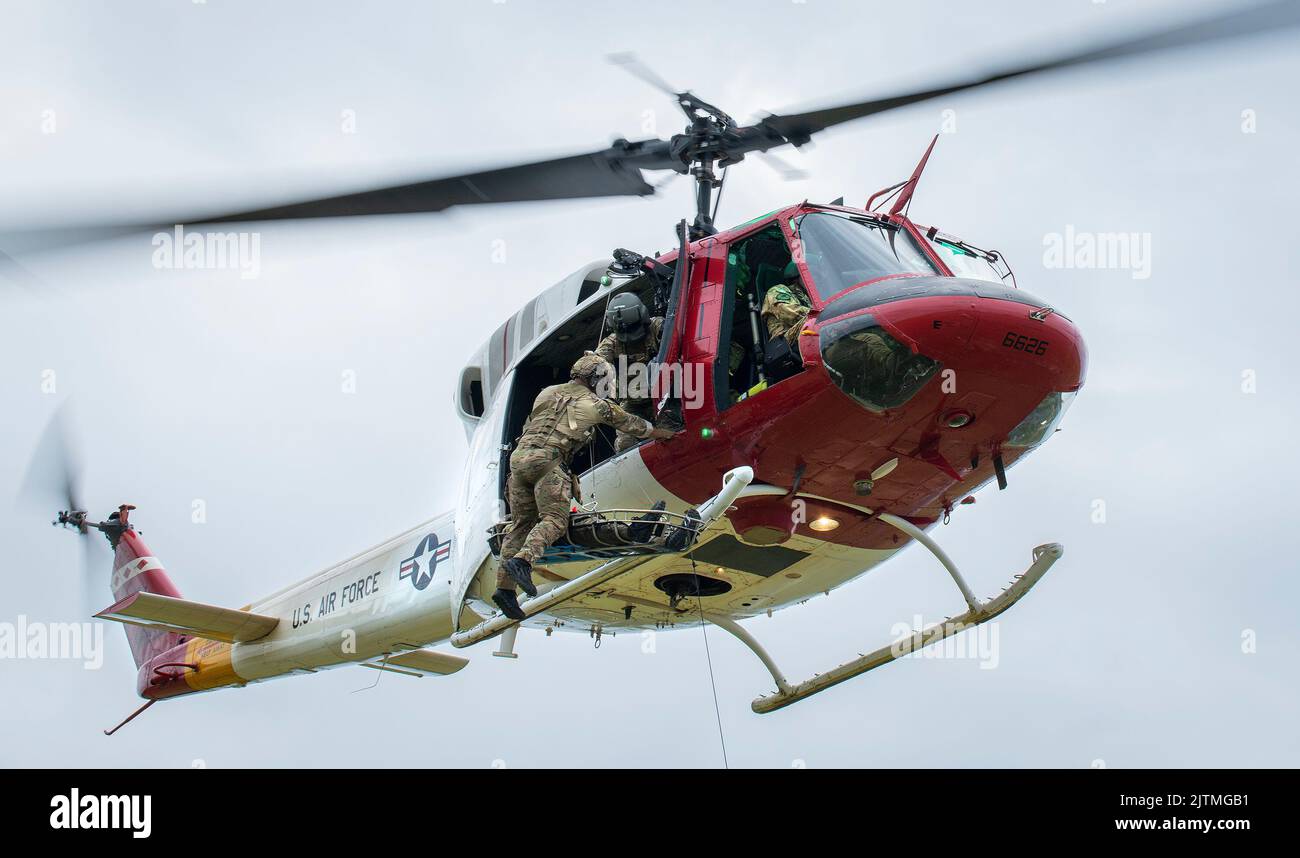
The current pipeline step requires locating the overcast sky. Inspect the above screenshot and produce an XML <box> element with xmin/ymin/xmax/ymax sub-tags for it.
<box><xmin>2</xmin><ymin>0</ymin><xmax>1298</xmax><ymax>768</ymax></box>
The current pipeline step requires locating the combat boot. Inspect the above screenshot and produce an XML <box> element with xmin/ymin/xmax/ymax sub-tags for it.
<box><xmin>665</xmin><ymin>508</ymin><xmax>702</xmax><ymax>551</ymax></box>
<box><xmin>503</xmin><ymin>557</ymin><xmax>537</xmax><ymax>597</ymax></box>
<box><xmin>492</xmin><ymin>588</ymin><xmax>527</xmax><ymax>621</ymax></box>
<box><xmin>628</xmin><ymin>500</ymin><xmax>667</xmax><ymax>543</ymax></box>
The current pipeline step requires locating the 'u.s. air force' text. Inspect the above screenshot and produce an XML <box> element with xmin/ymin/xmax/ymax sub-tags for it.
<box><xmin>291</xmin><ymin>570</ymin><xmax>381</xmax><ymax>628</ymax></box>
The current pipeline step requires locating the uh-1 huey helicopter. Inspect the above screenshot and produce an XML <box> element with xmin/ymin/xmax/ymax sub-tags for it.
<box><xmin>18</xmin><ymin>1</ymin><xmax>1297</xmax><ymax>733</ymax></box>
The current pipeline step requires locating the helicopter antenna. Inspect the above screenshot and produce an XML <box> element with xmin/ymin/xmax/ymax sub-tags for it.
<box><xmin>889</xmin><ymin>135</ymin><xmax>939</xmax><ymax>217</ymax></box>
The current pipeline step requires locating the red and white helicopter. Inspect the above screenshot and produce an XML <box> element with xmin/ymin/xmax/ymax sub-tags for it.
<box><xmin>17</xmin><ymin>1</ymin><xmax>1296</xmax><ymax>733</ymax></box>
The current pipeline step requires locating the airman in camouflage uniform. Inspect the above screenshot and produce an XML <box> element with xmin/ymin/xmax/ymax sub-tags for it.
<box><xmin>493</xmin><ymin>352</ymin><xmax>677</xmax><ymax>620</ymax></box>
<box><xmin>761</xmin><ymin>261</ymin><xmax>813</xmax><ymax>349</ymax></box>
<box><xmin>595</xmin><ymin>292</ymin><xmax>666</xmax><ymax>453</ymax></box>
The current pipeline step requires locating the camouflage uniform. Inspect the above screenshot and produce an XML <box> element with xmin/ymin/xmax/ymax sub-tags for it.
<box><xmin>497</xmin><ymin>374</ymin><xmax>656</xmax><ymax>588</ymax></box>
<box><xmin>761</xmin><ymin>282</ymin><xmax>812</xmax><ymax>348</ymax></box>
<box><xmin>595</xmin><ymin>316</ymin><xmax>665</xmax><ymax>452</ymax></box>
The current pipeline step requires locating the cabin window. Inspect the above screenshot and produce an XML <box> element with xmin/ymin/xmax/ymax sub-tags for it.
<box><xmin>576</xmin><ymin>277</ymin><xmax>602</xmax><ymax>305</ymax></box>
<box><xmin>458</xmin><ymin>366</ymin><xmax>485</xmax><ymax>419</ymax></box>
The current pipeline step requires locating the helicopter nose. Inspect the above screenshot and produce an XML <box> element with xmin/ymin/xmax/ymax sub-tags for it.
<box><xmin>814</xmin><ymin>277</ymin><xmax>1086</xmax><ymax>411</ymax></box>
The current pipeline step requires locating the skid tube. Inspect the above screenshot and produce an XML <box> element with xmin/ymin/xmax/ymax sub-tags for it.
<box><xmin>720</xmin><ymin>511</ymin><xmax>1062</xmax><ymax>714</ymax></box>
<box><xmin>451</xmin><ymin>466</ymin><xmax>755</xmax><ymax>649</ymax></box>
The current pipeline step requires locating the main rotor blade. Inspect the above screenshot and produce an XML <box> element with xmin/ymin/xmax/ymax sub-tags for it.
<box><xmin>608</xmin><ymin>52</ymin><xmax>682</xmax><ymax>99</ymax></box>
<box><xmin>5</xmin><ymin>141</ymin><xmax>675</xmax><ymax>247</ymax></box>
<box><xmin>202</xmin><ymin>147</ymin><xmax>662</xmax><ymax>224</ymax></box>
<box><xmin>746</xmin><ymin>0</ymin><xmax>1299</xmax><ymax>152</ymax></box>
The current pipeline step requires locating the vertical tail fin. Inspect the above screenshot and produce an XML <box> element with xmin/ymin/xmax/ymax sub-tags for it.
<box><xmin>108</xmin><ymin>521</ymin><xmax>185</xmax><ymax>669</ymax></box>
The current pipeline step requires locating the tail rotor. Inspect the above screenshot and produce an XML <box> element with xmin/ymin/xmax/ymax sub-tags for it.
<box><xmin>19</xmin><ymin>404</ymin><xmax>113</xmax><ymax>617</ymax></box>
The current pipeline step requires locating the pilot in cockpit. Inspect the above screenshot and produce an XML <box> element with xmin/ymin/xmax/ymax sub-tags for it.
<box><xmin>761</xmin><ymin>261</ymin><xmax>812</xmax><ymax>349</ymax></box>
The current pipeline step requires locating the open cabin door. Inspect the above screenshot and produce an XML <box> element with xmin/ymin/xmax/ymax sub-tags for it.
<box><xmin>449</xmin><ymin>230</ymin><xmax>703</xmax><ymax>626</ymax></box>
<box><xmin>450</xmin><ymin>367</ymin><xmax>515</xmax><ymax>630</ymax></box>
<box><xmin>648</xmin><ymin>220</ymin><xmax>696</xmax><ymax>432</ymax></box>
<box><xmin>494</xmin><ymin>226</ymin><xmax>700</xmax><ymax>484</ymax></box>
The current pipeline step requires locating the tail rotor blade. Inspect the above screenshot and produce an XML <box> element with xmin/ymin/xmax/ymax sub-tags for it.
<box><xmin>20</xmin><ymin>404</ymin><xmax>84</xmax><ymax>515</ymax></box>
<box><xmin>20</xmin><ymin>404</ymin><xmax>105</xmax><ymax>616</ymax></box>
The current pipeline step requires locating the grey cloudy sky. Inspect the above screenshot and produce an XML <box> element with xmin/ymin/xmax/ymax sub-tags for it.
<box><xmin>2</xmin><ymin>0</ymin><xmax>1298</xmax><ymax>767</ymax></box>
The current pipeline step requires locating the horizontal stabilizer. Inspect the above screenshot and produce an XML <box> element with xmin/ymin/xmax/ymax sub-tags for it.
<box><xmin>96</xmin><ymin>592</ymin><xmax>279</xmax><ymax>643</ymax></box>
<box><xmin>361</xmin><ymin>649</ymin><xmax>469</xmax><ymax>678</ymax></box>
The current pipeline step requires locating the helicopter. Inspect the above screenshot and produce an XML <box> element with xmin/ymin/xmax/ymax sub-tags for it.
<box><xmin>14</xmin><ymin>1</ymin><xmax>1297</xmax><ymax>732</ymax></box>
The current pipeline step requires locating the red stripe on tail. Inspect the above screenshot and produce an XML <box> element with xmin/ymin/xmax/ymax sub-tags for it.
<box><xmin>110</xmin><ymin>529</ymin><xmax>185</xmax><ymax>669</ymax></box>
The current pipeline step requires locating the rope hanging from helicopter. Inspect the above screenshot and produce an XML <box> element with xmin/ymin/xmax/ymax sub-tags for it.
<box><xmin>590</xmin><ymin>189</ymin><xmax>724</xmax><ymax>765</ymax></box>
<box><xmin>688</xmin><ymin>550</ymin><xmax>730</xmax><ymax>769</ymax></box>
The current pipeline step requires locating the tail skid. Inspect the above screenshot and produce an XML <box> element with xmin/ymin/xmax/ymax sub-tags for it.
<box><xmin>103</xmin><ymin>699</ymin><xmax>157</xmax><ymax>736</ymax></box>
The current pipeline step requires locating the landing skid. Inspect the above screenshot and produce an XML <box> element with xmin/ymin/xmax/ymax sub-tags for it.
<box><xmin>717</xmin><ymin>515</ymin><xmax>1063</xmax><ymax>714</ymax></box>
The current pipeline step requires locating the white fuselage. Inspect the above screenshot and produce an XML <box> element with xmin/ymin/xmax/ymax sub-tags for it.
<box><xmin>215</xmin><ymin>258</ymin><xmax>899</xmax><ymax>681</ymax></box>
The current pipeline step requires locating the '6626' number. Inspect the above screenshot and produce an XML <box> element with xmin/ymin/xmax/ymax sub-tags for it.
<box><xmin>1002</xmin><ymin>331</ymin><xmax>1048</xmax><ymax>355</ymax></box>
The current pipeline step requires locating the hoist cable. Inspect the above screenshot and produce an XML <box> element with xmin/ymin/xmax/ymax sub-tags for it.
<box><xmin>689</xmin><ymin>552</ymin><xmax>729</xmax><ymax>769</ymax></box>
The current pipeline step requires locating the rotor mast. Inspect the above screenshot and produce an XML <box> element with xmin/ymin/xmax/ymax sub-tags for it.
<box><xmin>690</xmin><ymin>157</ymin><xmax>719</xmax><ymax>239</ymax></box>
<box><xmin>668</xmin><ymin>91</ymin><xmax>739</xmax><ymax>239</ymax></box>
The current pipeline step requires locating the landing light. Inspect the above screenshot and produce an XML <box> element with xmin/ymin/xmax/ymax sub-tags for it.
<box><xmin>945</xmin><ymin>410</ymin><xmax>973</xmax><ymax>429</ymax></box>
<box><xmin>809</xmin><ymin>516</ymin><xmax>840</xmax><ymax>532</ymax></box>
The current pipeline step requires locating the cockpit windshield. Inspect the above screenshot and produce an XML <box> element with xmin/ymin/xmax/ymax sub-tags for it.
<box><xmin>925</xmin><ymin>233</ymin><xmax>1012</xmax><ymax>285</ymax></box>
<box><xmin>792</xmin><ymin>211</ymin><xmax>936</xmax><ymax>298</ymax></box>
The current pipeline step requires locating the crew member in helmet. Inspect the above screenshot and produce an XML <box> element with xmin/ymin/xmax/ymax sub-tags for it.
<box><xmin>595</xmin><ymin>292</ymin><xmax>668</xmax><ymax>452</ymax></box>
<box><xmin>761</xmin><ymin>261</ymin><xmax>813</xmax><ymax>349</ymax></box>
<box><xmin>494</xmin><ymin>352</ymin><xmax>678</xmax><ymax>620</ymax></box>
